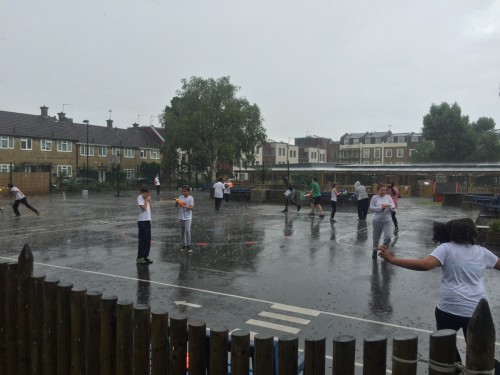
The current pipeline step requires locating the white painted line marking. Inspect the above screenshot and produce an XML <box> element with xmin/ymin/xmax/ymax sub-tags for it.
<box><xmin>271</xmin><ymin>303</ymin><xmax>320</xmax><ymax>317</ymax></box>
<box><xmin>174</xmin><ymin>301</ymin><xmax>201</xmax><ymax>308</ymax></box>
<box><xmin>245</xmin><ymin>319</ymin><xmax>300</xmax><ymax>335</ymax></box>
<box><xmin>259</xmin><ymin>311</ymin><xmax>310</xmax><ymax>325</ymax></box>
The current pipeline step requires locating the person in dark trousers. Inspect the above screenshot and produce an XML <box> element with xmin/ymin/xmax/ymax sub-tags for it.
<box><xmin>387</xmin><ymin>182</ymin><xmax>400</xmax><ymax>233</ymax></box>
<box><xmin>223</xmin><ymin>178</ymin><xmax>232</xmax><ymax>205</ymax></box>
<box><xmin>282</xmin><ymin>177</ymin><xmax>301</xmax><ymax>212</ymax></box>
<box><xmin>354</xmin><ymin>181</ymin><xmax>369</xmax><ymax>220</ymax></box>
<box><xmin>213</xmin><ymin>178</ymin><xmax>225</xmax><ymax>210</ymax></box>
<box><xmin>8</xmin><ymin>183</ymin><xmax>39</xmax><ymax>216</ymax></box>
<box><xmin>137</xmin><ymin>185</ymin><xmax>153</xmax><ymax>264</ymax></box>
<box><xmin>379</xmin><ymin>218</ymin><xmax>500</xmax><ymax>369</ymax></box>
<box><xmin>330</xmin><ymin>182</ymin><xmax>340</xmax><ymax>221</ymax></box>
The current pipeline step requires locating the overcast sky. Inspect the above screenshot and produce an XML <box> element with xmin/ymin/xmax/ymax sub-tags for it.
<box><xmin>1</xmin><ymin>0</ymin><xmax>499</xmax><ymax>142</ymax></box>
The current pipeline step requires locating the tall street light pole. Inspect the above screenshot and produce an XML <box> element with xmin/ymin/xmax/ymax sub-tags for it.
<box><xmin>83</xmin><ymin>119</ymin><xmax>89</xmax><ymax>185</ymax></box>
<box><xmin>287</xmin><ymin>142</ymin><xmax>290</xmax><ymax>182</ymax></box>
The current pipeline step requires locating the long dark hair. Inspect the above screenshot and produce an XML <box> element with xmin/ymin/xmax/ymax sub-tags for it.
<box><xmin>432</xmin><ymin>218</ymin><xmax>477</xmax><ymax>245</ymax></box>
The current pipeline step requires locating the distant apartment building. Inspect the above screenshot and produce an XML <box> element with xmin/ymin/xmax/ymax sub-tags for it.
<box><xmin>339</xmin><ymin>131</ymin><xmax>423</xmax><ymax>165</ymax></box>
<box><xmin>0</xmin><ymin>106</ymin><xmax>164</xmax><ymax>181</ymax></box>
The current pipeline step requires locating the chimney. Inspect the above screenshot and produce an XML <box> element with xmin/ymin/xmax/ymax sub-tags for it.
<box><xmin>106</xmin><ymin>119</ymin><xmax>113</xmax><ymax>128</ymax></box>
<box><xmin>132</xmin><ymin>122</ymin><xmax>139</xmax><ymax>129</ymax></box>
<box><xmin>40</xmin><ymin>105</ymin><xmax>49</xmax><ymax>117</ymax></box>
<box><xmin>57</xmin><ymin>112</ymin><xmax>66</xmax><ymax>122</ymax></box>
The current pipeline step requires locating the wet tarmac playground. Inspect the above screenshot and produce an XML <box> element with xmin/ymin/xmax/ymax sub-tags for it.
<box><xmin>1</xmin><ymin>190</ymin><xmax>499</xmax><ymax>373</ymax></box>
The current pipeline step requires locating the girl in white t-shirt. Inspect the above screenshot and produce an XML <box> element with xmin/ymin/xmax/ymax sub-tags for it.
<box><xmin>379</xmin><ymin>218</ymin><xmax>500</xmax><ymax>366</ymax></box>
<box><xmin>176</xmin><ymin>185</ymin><xmax>194</xmax><ymax>252</ymax></box>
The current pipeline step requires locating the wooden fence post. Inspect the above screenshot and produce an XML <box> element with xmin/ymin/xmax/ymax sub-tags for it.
<box><xmin>188</xmin><ymin>318</ymin><xmax>207</xmax><ymax>375</ymax></box>
<box><xmin>5</xmin><ymin>262</ymin><xmax>19</xmax><ymax>375</ymax></box>
<box><xmin>151</xmin><ymin>308</ymin><xmax>169</xmax><ymax>375</ymax></box>
<box><xmin>209</xmin><ymin>326</ymin><xmax>228</xmax><ymax>375</ymax></box>
<box><xmin>392</xmin><ymin>334</ymin><xmax>418</xmax><ymax>375</ymax></box>
<box><xmin>363</xmin><ymin>335</ymin><xmax>386</xmax><ymax>375</ymax></box>
<box><xmin>133</xmin><ymin>304</ymin><xmax>151</xmax><ymax>375</ymax></box>
<box><xmin>30</xmin><ymin>273</ymin><xmax>46</xmax><ymax>374</ymax></box>
<box><xmin>428</xmin><ymin>329</ymin><xmax>456</xmax><ymax>375</ymax></box>
<box><xmin>253</xmin><ymin>334</ymin><xmax>274</xmax><ymax>375</ymax></box>
<box><xmin>85</xmin><ymin>291</ymin><xmax>102</xmax><ymax>375</ymax></box>
<box><xmin>0</xmin><ymin>260</ymin><xmax>10</xmax><ymax>375</ymax></box>
<box><xmin>18</xmin><ymin>244</ymin><xmax>34</xmax><ymax>375</ymax></box>
<box><xmin>116</xmin><ymin>300</ymin><xmax>134</xmax><ymax>375</ymax></box>
<box><xmin>466</xmin><ymin>298</ymin><xmax>496</xmax><ymax>373</ymax></box>
<box><xmin>304</xmin><ymin>337</ymin><xmax>325</xmax><ymax>375</ymax></box>
<box><xmin>169</xmin><ymin>315</ymin><xmax>188</xmax><ymax>375</ymax></box>
<box><xmin>333</xmin><ymin>335</ymin><xmax>355</xmax><ymax>375</ymax></box>
<box><xmin>278</xmin><ymin>335</ymin><xmax>298</xmax><ymax>375</ymax></box>
<box><xmin>71</xmin><ymin>287</ymin><xmax>87</xmax><ymax>375</ymax></box>
<box><xmin>100</xmin><ymin>295</ymin><xmax>118</xmax><ymax>375</ymax></box>
<box><xmin>43</xmin><ymin>277</ymin><xmax>60</xmax><ymax>375</ymax></box>
<box><xmin>57</xmin><ymin>282</ymin><xmax>73</xmax><ymax>375</ymax></box>
<box><xmin>231</xmin><ymin>330</ymin><xmax>250</xmax><ymax>375</ymax></box>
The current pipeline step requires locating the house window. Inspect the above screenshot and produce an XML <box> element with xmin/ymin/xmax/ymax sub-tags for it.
<box><xmin>397</xmin><ymin>148</ymin><xmax>404</xmax><ymax>157</ymax></box>
<box><xmin>411</xmin><ymin>136</ymin><xmax>419</xmax><ymax>143</ymax></box>
<box><xmin>352</xmin><ymin>151</ymin><xmax>358</xmax><ymax>158</ymax></box>
<box><xmin>375</xmin><ymin>138</ymin><xmax>381</xmax><ymax>144</ymax></box>
<box><xmin>398</xmin><ymin>136</ymin><xmax>405</xmax><ymax>143</ymax></box>
<box><xmin>98</xmin><ymin>146</ymin><xmax>107</xmax><ymax>157</ymax></box>
<box><xmin>57</xmin><ymin>165</ymin><xmax>73</xmax><ymax>177</ymax></box>
<box><xmin>365</xmin><ymin>139</ymin><xmax>371</xmax><ymax>144</ymax></box>
<box><xmin>342</xmin><ymin>151</ymin><xmax>348</xmax><ymax>158</ymax></box>
<box><xmin>409</xmin><ymin>149</ymin><xmax>417</xmax><ymax>156</ymax></box>
<box><xmin>140</xmin><ymin>149</ymin><xmax>147</xmax><ymax>158</ymax></box>
<box><xmin>124</xmin><ymin>169</ymin><xmax>134</xmax><ymax>179</ymax></box>
<box><xmin>353</xmin><ymin>139</ymin><xmax>359</xmax><ymax>144</ymax></box>
<box><xmin>387</xmin><ymin>137</ymin><xmax>393</xmax><ymax>143</ymax></box>
<box><xmin>363</xmin><ymin>149</ymin><xmax>370</xmax><ymax>158</ymax></box>
<box><xmin>112</xmin><ymin>147</ymin><xmax>120</xmax><ymax>156</ymax></box>
<box><xmin>124</xmin><ymin>148</ymin><xmax>135</xmax><ymax>158</ymax></box>
<box><xmin>79</xmin><ymin>145</ymin><xmax>94</xmax><ymax>156</ymax></box>
<box><xmin>57</xmin><ymin>141</ymin><xmax>72</xmax><ymax>152</ymax></box>
<box><xmin>343</xmin><ymin>139</ymin><xmax>349</xmax><ymax>145</ymax></box>
<box><xmin>363</xmin><ymin>160</ymin><xmax>370</xmax><ymax>164</ymax></box>
<box><xmin>386</xmin><ymin>149</ymin><xmax>393</xmax><ymax>158</ymax></box>
<box><xmin>20</xmin><ymin>138</ymin><xmax>32</xmax><ymax>150</ymax></box>
<box><xmin>373</xmin><ymin>161</ymin><xmax>381</xmax><ymax>165</ymax></box>
<box><xmin>0</xmin><ymin>164</ymin><xmax>13</xmax><ymax>172</ymax></box>
<box><xmin>41</xmin><ymin>139</ymin><xmax>52</xmax><ymax>151</ymax></box>
<box><xmin>374</xmin><ymin>148</ymin><xmax>381</xmax><ymax>158</ymax></box>
<box><xmin>150</xmin><ymin>150</ymin><xmax>159</xmax><ymax>159</ymax></box>
<box><xmin>0</xmin><ymin>136</ymin><xmax>14</xmax><ymax>149</ymax></box>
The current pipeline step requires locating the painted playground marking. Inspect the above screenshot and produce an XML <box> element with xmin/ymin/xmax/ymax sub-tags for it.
<box><xmin>0</xmin><ymin>255</ymin><xmax>492</xmax><ymax>346</ymax></box>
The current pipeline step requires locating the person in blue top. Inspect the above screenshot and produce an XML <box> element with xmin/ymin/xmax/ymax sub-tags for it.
<box><xmin>379</xmin><ymin>218</ymin><xmax>500</xmax><ymax>368</ymax></box>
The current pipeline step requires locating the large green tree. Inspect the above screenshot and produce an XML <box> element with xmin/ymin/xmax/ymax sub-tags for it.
<box><xmin>419</xmin><ymin>102</ymin><xmax>499</xmax><ymax>162</ymax></box>
<box><xmin>161</xmin><ymin>76</ymin><xmax>267</xmax><ymax>181</ymax></box>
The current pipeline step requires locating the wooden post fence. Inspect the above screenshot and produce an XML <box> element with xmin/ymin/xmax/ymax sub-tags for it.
<box><xmin>0</xmin><ymin>244</ymin><xmax>497</xmax><ymax>374</ymax></box>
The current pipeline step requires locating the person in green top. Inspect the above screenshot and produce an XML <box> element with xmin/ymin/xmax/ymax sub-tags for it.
<box><xmin>305</xmin><ymin>177</ymin><xmax>324</xmax><ymax>218</ymax></box>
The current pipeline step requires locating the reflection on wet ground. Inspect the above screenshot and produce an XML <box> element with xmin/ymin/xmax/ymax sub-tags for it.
<box><xmin>1</xmin><ymin>191</ymin><xmax>498</xmax><ymax>373</ymax></box>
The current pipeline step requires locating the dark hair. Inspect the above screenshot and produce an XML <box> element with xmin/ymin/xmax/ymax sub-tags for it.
<box><xmin>432</xmin><ymin>221</ymin><xmax>449</xmax><ymax>244</ymax></box>
<box><xmin>331</xmin><ymin>182</ymin><xmax>337</xmax><ymax>188</ymax></box>
<box><xmin>448</xmin><ymin>218</ymin><xmax>477</xmax><ymax>245</ymax></box>
<box><xmin>387</xmin><ymin>182</ymin><xmax>395</xmax><ymax>188</ymax></box>
<box><xmin>312</xmin><ymin>177</ymin><xmax>317</xmax><ymax>181</ymax></box>
<box><xmin>218</xmin><ymin>177</ymin><xmax>223</xmax><ymax>182</ymax></box>
<box><xmin>182</xmin><ymin>185</ymin><xmax>191</xmax><ymax>192</ymax></box>
<box><xmin>140</xmin><ymin>185</ymin><xmax>150</xmax><ymax>193</ymax></box>
<box><xmin>7</xmin><ymin>183</ymin><xmax>13</xmax><ymax>188</ymax></box>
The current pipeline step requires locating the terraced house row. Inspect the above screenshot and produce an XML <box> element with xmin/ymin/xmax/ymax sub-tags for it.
<box><xmin>0</xmin><ymin>106</ymin><xmax>164</xmax><ymax>182</ymax></box>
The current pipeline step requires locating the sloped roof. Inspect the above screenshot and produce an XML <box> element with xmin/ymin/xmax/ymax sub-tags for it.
<box><xmin>0</xmin><ymin>110</ymin><xmax>163</xmax><ymax>149</ymax></box>
<box><xmin>365</xmin><ymin>131</ymin><xmax>390</xmax><ymax>138</ymax></box>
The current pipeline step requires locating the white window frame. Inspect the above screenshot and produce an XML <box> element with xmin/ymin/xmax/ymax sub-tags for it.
<box><xmin>342</xmin><ymin>151</ymin><xmax>348</xmax><ymax>158</ymax></box>
<box><xmin>375</xmin><ymin>138</ymin><xmax>381</xmax><ymax>144</ymax></box>
<box><xmin>386</xmin><ymin>149</ymin><xmax>393</xmax><ymax>158</ymax></box>
<box><xmin>398</xmin><ymin>136</ymin><xmax>405</xmax><ymax>143</ymax></box>
<box><xmin>0</xmin><ymin>136</ymin><xmax>14</xmax><ymax>149</ymax></box>
<box><xmin>397</xmin><ymin>148</ymin><xmax>404</xmax><ymax>157</ymax></box>
<box><xmin>112</xmin><ymin>147</ymin><xmax>120</xmax><ymax>156</ymax></box>
<box><xmin>20</xmin><ymin>138</ymin><xmax>32</xmax><ymax>150</ymax></box>
<box><xmin>374</xmin><ymin>148</ymin><xmax>381</xmax><ymax>158</ymax></box>
<box><xmin>40</xmin><ymin>139</ymin><xmax>52</xmax><ymax>151</ymax></box>
<box><xmin>411</xmin><ymin>136</ymin><xmax>419</xmax><ymax>143</ymax></box>
<box><xmin>57</xmin><ymin>165</ymin><xmax>73</xmax><ymax>177</ymax></box>
<box><xmin>150</xmin><ymin>150</ymin><xmax>159</xmax><ymax>159</ymax></box>
<box><xmin>98</xmin><ymin>146</ymin><xmax>107</xmax><ymax>157</ymax></box>
<box><xmin>124</xmin><ymin>169</ymin><xmax>135</xmax><ymax>179</ymax></box>
<box><xmin>387</xmin><ymin>137</ymin><xmax>393</xmax><ymax>143</ymax></box>
<box><xmin>124</xmin><ymin>148</ymin><xmax>135</xmax><ymax>158</ymax></box>
<box><xmin>353</xmin><ymin>139</ymin><xmax>359</xmax><ymax>144</ymax></box>
<box><xmin>365</xmin><ymin>139</ymin><xmax>371</xmax><ymax>144</ymax></box>
<box><xmin>362</xmin><ymin>149</ymin><xmax>370</xmax><ymax>158</ymax></box>
<box><xmin>0</xmin><ymin>164</ymin><xmax>13</xmax><ymax>172</ymax></box>
<box><xmin>140</xmin><ymin>149</ymin><xmax>147</xmax><ymax>159</ymax></box>
<box><xmin>57</xmin><ymin>141</ymin><xmax>72</xmax><ymax>152</ymax></box>
<box><xmin>79</xmin><ymin>145</ymin><xmax>94</xmax><ymax>156</ymax></box>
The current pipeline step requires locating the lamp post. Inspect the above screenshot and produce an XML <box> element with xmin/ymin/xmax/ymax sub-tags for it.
<box><xmin>287</xmin><ymin>141</ymin><xmax>290</xmax><ymax>182</ymax></box>
<box><xmin>83</xmin><ymin>119</ymin><xmax>89</xmax><ymax>185</ymax></box>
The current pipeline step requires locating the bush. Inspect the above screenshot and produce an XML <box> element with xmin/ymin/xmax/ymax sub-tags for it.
<box><xmin>489</xmin><ymin>219</ymin><xmax>500</xmax><ymax>233</ymax></box>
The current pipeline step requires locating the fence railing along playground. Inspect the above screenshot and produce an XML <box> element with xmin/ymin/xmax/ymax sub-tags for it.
<box><xmin>0</xmin><ymin>244</ymin><xmax>497</xmax><ymax>375</ymax></box>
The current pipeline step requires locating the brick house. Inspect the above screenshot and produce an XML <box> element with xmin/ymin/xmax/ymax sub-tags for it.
<box><xmin>0</xmin><ymin>106</ymin><xmax>164</xmax><ymax>182</ymax></box>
